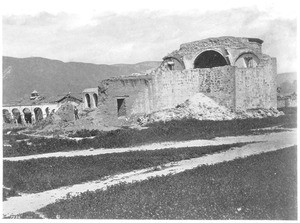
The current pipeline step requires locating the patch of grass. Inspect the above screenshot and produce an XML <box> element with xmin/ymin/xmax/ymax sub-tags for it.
<box><xmin>4</xmin><ymin>212</ymin><xmax>44</xmax><ymax>219</ymax></box>
<box><xmin>69</xmin><ymin>129</ymin><xmax>101</xmax><ymax>137</ymax></box>
<box><xmin>3</xmin><ymin>133</ymin><xmax>30</xmax><ymax>141</ymax></box>
<box><xmin>3</xmin><ymin>143</ymin><xmax>247</xmax><ymax>193</ymax></box>
<box><xmin>3</xmin><ymin>110</ymin><xmax>296</xmax><ymax>158</ymax></box>
<box><xmin>3</xmin><ymin>187</ymin><xmax>19</xmax><ymax>201</ymax></box>
<box><xmin>39</xmin><ymin>146</ymin><xmax>297</xmax><ymax>220</ymax></box>
<box><xmin>2</xmin><ymin>127</ymin><xmax>27</xmax><ymax>134</ymax></box>
<box><xmin>278</xmin><ymin>107</ymin><xmax>297</xmax><ymax>115</ymax></box>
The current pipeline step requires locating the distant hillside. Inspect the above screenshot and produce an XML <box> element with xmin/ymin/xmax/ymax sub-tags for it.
<box><xmin>2</xmin><ymin>57</ymin><xmax>296</xmax><ymax>104</ymax></box>
<box><xmin>2</xmin><ymin>56</ymin><xmax>161</xmax><ymax>104</ymax></box>
<box><xmin>277</xmin><ymin>72</ymin><xmax>297</xmax><ymax>96</ymax></box>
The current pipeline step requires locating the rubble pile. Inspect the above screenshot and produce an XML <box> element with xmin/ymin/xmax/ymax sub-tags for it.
<box><xmin>138</xmin><ymin>93</ymin><xmax>284</xmax><ymax>125</ymax></box>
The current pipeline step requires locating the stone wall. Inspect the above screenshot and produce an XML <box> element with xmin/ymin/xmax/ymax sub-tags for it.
<box><xmin>98</xmin><ymin>76</ymin><xmax>154</xmax><ymax>122</ymax></box>
<box><xmin>98</xmin><ymin>57</ymin><xmax>276</xmax><ymax>123</ymax></box>
<box><xmin>98</xmin><ymin>66</ymin><xmax>236</xmax><ymax>122</ymax></box>
<box><xmin>151</xmin><ymin>66</ymin><xmax>235</xmax><ymax>110</ymax></box>
<box><xmin>235</xmin><ymin>57</ymin><xmax>277</xmax><ymax>110</ymax></box>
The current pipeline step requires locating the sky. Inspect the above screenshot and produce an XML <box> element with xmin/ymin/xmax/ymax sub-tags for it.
<box><xmin>1</xmin><ymin>0</ymin><xmax>298</xmax><ymax>73</ymax></box>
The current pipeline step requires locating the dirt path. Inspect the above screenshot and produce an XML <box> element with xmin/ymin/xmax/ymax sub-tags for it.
<box><xmin>4</xmin><ymin>129</ymin><xmax>296</xmax><ymax>162</ymax></box>
<box><xmin>3</xmin><ymin>129</ymin><xmax>296</xmax><ymax>217</ymax></box>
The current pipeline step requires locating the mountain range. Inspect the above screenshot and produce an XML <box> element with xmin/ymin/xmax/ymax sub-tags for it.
<box><xmin>2</xmin><ymin>56</ymin><xmax>297</xmax><ymax>104</ymax></box>
<box><xmin>2</xmin><ymin>56</ymin><xmax>161</xmax><ymax>104</ymax></box>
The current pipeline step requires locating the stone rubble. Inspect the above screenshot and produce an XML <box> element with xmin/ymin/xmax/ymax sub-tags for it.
<box><xmin>138</xmin><ymin>93</ymin><xmax>284</xmax><ymax>125</ymax></box>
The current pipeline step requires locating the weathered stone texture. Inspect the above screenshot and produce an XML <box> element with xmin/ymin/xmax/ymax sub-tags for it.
<box><xmin>97</xmin><ymin>36</ymin><xmax>277</xmax><ymax>123</ymax></box>
<box><xmin>98</xmin><ymin>66</ymin><xmax>237</xmax><ymax>122</ymax></box>
<box><xmin>151</xmin><ymin>66</ymin><xmax>235</xmax><ymax>111</ymax></box>
<box><xmin>235</xmin><ymin>57</ymin><xmax>277</xmax><ymax>110</ymax></box>
<box><xmin>98</xmin><ymin>76</ymin><xmax>154</xmax><ymax>122</ymax></box>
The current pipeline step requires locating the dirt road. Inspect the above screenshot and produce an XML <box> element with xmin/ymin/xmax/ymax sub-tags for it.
<box><xmin>4</xmin><ymin>129</ymin><xmax>295</xmax><ymax>162</ymax></box>
<box><xmin>3</xmin><ymin>129</ymin><xmax>296</xmax><ymax>217</ymax></box>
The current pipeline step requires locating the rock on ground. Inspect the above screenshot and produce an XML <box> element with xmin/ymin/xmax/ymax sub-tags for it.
<box><xmin>138</xmin><ymin>93</ymin><xmax>284</xmax><ymax>125</ymax></box>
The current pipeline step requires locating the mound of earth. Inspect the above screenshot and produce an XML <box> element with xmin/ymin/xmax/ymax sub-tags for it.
<box><xmin>32</xmin><ymin>109</ymin><xmax>117</xmax><ymax>135</ymax></box>
<box><xmin>137</xmin><ymin>93</ymin><xmax>284</xmax><ymax>125</ymax></box>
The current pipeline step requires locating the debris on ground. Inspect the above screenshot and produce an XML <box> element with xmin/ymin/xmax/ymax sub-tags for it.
<box><xmin>16</xmin><ymin>93</ymin><xmax>284</xmax><ymax>134</ymax></box>
<box><xmin>137</xmin><ymin>93</ymin><xmax>284</xmax><ymax>125</ymax></box>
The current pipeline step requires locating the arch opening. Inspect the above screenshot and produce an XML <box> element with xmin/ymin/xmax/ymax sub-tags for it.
<box><xmin>194</xmin><ymin>50</ymin><xmax>228</xmax><ymax>69</ymax></box>
<box><xmin>164</xmin><ymin>57</ymin><xmax>185</xmax><ymax>71</ymax></box>
<box><xmin>34</xmin><ymin>107</ymin><xmax>43</xmax><ymax>122</ymax></box>
<box><xmin>45</xmin><ymin>107</ymin><xmax>50</xmax><ymax>117</ymax></box>
<box><xmin>93</xmin><ymin>93</ymin><xmax>98</xmax><ymax>108</ymax></box>
<box><xmin>12</xmin><ymin>108</ymin><xmax>22</xmax><ymax>124</ymax></box>
<box><xmin>235</xmin><ymin>53</ymin><xmax>259</xmax><ymax>68</ymax></box>
<box><xmin>85</xmin><ymin>94</ymin><xmax>91</xmax><ymax>108</ymax></box>
<box><xmin>3</xmin><ymin>109</ymin><xmax>12</xmax><ymax>123</ymax></box>
<box><xmin>23</xmin><ymin>108</ymin><xmax>32</xmax><ymax>124</ymax></box>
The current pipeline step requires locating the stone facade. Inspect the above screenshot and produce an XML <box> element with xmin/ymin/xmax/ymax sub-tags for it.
<box><xmin>83</xmin><ymin>88</ymin><xmax>98</xmax><ymax>109</ymax></box>
<box><xmin>97</xmin><ymin>36</ymin><xmax>277</xmax><ymax>123</ymax></box>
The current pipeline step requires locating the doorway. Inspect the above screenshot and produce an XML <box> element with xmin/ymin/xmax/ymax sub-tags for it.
<box><xmin>117</xmin><ymin>99</ymin><xmax>126</xmax><ymax>117</ymax></box>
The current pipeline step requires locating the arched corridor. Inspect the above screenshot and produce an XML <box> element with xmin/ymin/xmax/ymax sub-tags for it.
<box><xmin>3</xmin><ymin>109</ymin><xmax>12</xmax><ymax>123</ymax></box>
<box><xmin>12</xmin><ymin>108</ymin><xmax>22</xmax><ymax>124</ymax></box>
<box><xmin>34</xmin><ymin>107</ymin><xmax>43</xmax><ymax>122</ymax></box>
<box><xmin>23</xmin><ymin>108</ymin><xmax>32</xmax><ymax>124</ymax></box>
<box><xmin>45</xmin><ymin>107</ymin><xmax>50</xmax><ymax>117</ymax></box>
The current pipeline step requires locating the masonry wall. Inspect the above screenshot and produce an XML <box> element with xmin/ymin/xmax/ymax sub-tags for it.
<box><xmin>98</xmin><ymin>66</ymin><xmax>236</xmax><ymax>122</ymax></box>
<box><xmin>152</xmin><ymin>66</ymin><xmax>235</xmax><ymax>111</ymax></box>
<box><xmin>98</xmin><ymin>59</ymin><xmax>276</xmax><ymax>123</ymax></box>
<box><xmin>235</xmin><ymin>57</ymin><xmax>277</xmax><ymax>110</ymax></box>
<box><xmin>98</xmin><ymin>77</ymin><xmax>154</xmax><ymax>122</ymax></box>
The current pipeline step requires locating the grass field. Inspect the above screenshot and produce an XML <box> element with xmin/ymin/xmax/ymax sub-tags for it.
<box><xmin>3</xmin><ymin>108</ymin><xmax>296</xmax><ymax>158</ymax></box>
<box><xmin>3</xmin><ymin>142</ymin><xmax>248</xmax><ymax>194</ymax></box>
<box><xmin>39</xmin><ymin>146</ymin><xmax>297</xmax><ymax>220</ymax></box>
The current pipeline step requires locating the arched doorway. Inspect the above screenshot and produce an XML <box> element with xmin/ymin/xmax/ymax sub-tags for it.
<box><xmin>93</xmin><ymin>93</ymin><xmax>98</xmax><ymax>108</ymax></box>
<box><xmin>85</xmin><ymin>94</ymin><xmax>91</xmax><ymax>108</ymax></box>
<box><xmin>3</xmin><ymin>109</ymin><xmax>12</xmax><ymax>123</ymax></box>
<box><xmin>23</xmin><ymin>108</ymin><xmax>32</xmax><ymax>124</ymax></box>
<box><xmin>34</xmin><ymin>107</ymin><xmax>43</xmax><ymax>122</ymax></box>
<box><xmin>194</xmin><ymin>50</ymin><xmax>228</xmax><ymax>69</ymax></box>
<box><xmin>12</xmin><ymin>108</ymin><xmax>22</xmax><ymax>124</ymax></box>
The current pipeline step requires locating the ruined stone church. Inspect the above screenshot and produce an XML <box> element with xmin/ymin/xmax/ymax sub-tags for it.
<box><xmin>83</xmin><ymin>36</ymin><xmax>277</xmax><ymax>122</ymax></box>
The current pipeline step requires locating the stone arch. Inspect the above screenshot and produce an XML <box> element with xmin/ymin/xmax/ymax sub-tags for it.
<box><xmin>194</xmin><ymin>50</ymin><xmax>228</xmax><ymax>69</ymax></box>
<box><xmin>235</xmin><ymin>52</ymin><xmax>260</xmax><ymax>68</ymax></box>
<box><xmin>34</xmin><ymin>107</ymin><xmax>43</xmax><ymax>122</ymax></box>
<box><xmin>3</xmin><ymin>109</ymin><xmax>12</xmax><ymax>123</ymax></box>
<box><xmin>12</xmin><ymin>108</ymin><xmax>22</xmax><ymax>124</ymax></box>
<box><xmin>23</xmin><ymin>108</ymin><xmax>32</xmax><ymax>124</ymax></box>
<box><xmin>164</xmin><ymin>56</ymin><xmax>185</xmax><ymax>71</ymax></box>
<box><xmin>93</xmin><ymin>93</ymin><xmax>98</xmax><ymax>108</ymax></box>
<box><xmin>85</xmin><ymin>94</ymin><xmax>91</xmax><ymax>108</ymax></box>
